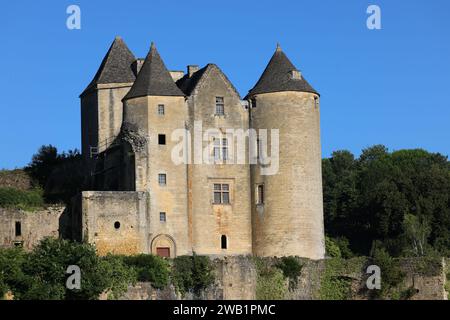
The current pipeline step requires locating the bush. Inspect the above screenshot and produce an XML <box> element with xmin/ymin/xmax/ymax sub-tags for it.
<box><xmin>0</xmin><ymin>247</ymin><xmax>29</xmax><ymax>299</ymax></box>
<box><xmin>100</xmin><ymin>255</ymin><xmax>137</xmax><ymax>299</ymax></box>
<box><xmin>275</xmin><ymin>257</ymin><xmax>303</xmax><ymax>289</ymax></box>
<box><xmin>172</xmin><ymin>254</ymin><xmax>214</xmax><ymax>296</ymax></box>
<box><xmin>121</xmin><ymin>254</ymin><xmax>169</xmax><ymax>289</ymax></box>
<box><xmin>0</xmin><ymin>187</ymin><xmax>44</xmax><ymax>210</ymax></box>
<box><xmin>325</xmin><ymin>236</ymin><xmax>342</xmax><ymax>258</ymax></box>
<box><xmin>371</xmin><ymin>247</ymin><xmax>405</xmax><ymax>299</ymax></box>
<box><xmin>255</xmin><ymin>258</ymin><xmax>287</xmax><ymax>300</ymax></box>
<box><xmin>1</xmin><ymin>238</ymin><xmax>135</xmax><ymax>300</ymax></box>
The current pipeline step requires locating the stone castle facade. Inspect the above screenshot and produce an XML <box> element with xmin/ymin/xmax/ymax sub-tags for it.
<box><xmin>77</xmin><ymin>37</ymin><xmax>325</xmax><ymax>259</ymax></box>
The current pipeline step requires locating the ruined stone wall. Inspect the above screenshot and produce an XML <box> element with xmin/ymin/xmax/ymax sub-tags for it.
<box><xmin>118</xmin><ymin>256</ymin><xmax>447</xmax><ymax>300</ymax></box>
<box><xmin>0</xmin><ymin>206</ymin><xmax>66</xmax><ymax>250</ymax></box>
<box><xmin>250</xmin><ymin>91</ymin><xmax>325</xmax><ymax>259</ymax></box>
<box><xmin>187</xmin><ymin>65</ymin><xmax>252</xmax><ymax>256</ymax></box>
<box><xmin>80</xmin><ymin>191</ymin><xmax>149</xmax><ymax>256</ymax></box>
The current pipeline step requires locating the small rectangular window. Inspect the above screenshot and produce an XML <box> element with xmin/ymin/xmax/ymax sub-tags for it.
<box><xmin>158</xmin><ymin>104</ymin><xmax>165</xmax><ymax>115</ymax></box>
<box><xmin>158</xmin><ymin>174</ymin><xmax>167</xmax><ymax>186</ymax></box>
<box><xmin>158</xmin><ymin>134</ymin><xmax>166</xmax><ymax>145</ymax></box>
<box><xmin>15</xmin><ymin>221</ymin><xmax>21</xmax><ymax>237</ymax></box>
<box><xmin>160</xmin><ymin>212</ymin><xmax>166</xmax><ymax>222</ymax></box>
<box><xmin>257</xmin><ymin>184</ymin><xmax>264</xmax><ymax>204</ymax></box>
<box><xmin>215</xmin><ymin>97</ymin><xmax>224</xmax><ymax>116</ymax></box>
<box><xmin>222</xmin><ymin>138</ymin><xmax>228</xmax><ymax>160</ymax></box>
<box><xmin>213</xmin><ymin>183</ymin><xmax>230</xmax><ymax>204</ymax></box>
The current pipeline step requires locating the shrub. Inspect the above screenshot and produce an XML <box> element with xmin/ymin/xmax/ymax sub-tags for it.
<box><xmin>0</xmin><ymin>187</ymin><xmax>44</xmax><ymax>210</ymax></box>
<box><xmin>0</xmin><ymin>247</ymin><xmax>29</xmax><ymax>299</ymax></box>
<box><xmin>255</xmin><ymin>258</ymin><xmax>287</xmax><ymax>300</ymax></box>
<box><xmin>325</xmin><ymin>236</ymin><xmax>342</xmax><ymax>258</ymax></box>
<box><xmin>121</xmin><ymin>254</ymin><xmax>169</xmax><ymax>289</ymax></box>
<box><xmin>172</xmin><ymin>254</ymin><xmax>214</xmax><ymax>296</ymax></box>
<box><xmin>2</xmin><ymin>238</ymin><xmax>135</xmax><ymax>300</ymax></box>
<box><xmin>275</xmin><ymin>257</ymin><xmax>303</xmax><ymax>290</ymax></box>
<box><xmin>100</xmin><ymin>255</ymin><xmax>137</xmax><ymax>299</ymax></box>
<box><xmin>371</xmin><ymin>247</ymin><xmax>405</xmax><ymax>299</ymax></box>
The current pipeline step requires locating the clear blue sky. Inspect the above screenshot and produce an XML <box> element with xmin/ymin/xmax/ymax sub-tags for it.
<box><xmin>1</xmin><ymin>0</ymin><xmax>449</xmax><ymax>169</ymax></box>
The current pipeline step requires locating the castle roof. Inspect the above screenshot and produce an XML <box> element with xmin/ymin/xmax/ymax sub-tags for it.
<box><xmin>81</xmin><ymin>36</ymin><xmax>136</xmax><ymax>96</ymax></box>
<box><xmin>176</xmin><ymin>64</ymin><xmax>240</xmax><ymax>98</ymax></box>
<box><xmin>123</xmin><ymin>43</ymin><xmax>184</xmax><ymax>100</ymax></box>
<box><xmin>246</xmin><ymin>45</ymin><xmax>318</xmax><ymax>98</ymax></box>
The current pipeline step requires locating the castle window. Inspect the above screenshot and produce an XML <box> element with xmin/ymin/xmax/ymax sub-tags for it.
<box><xmin>158</xmin><ymin>104</ymin><xmax>165</xmax><ymax>115</ymax></box>
<box><xmin>160</xmin><ymin>212</ymin><xmax>166</xmax><ymax>222</ymax></box>
<box><xmin>215</xmin><ymin>97</ymin><xmax>224</xmax><ymax>116</ymax></box>
<box><xmin>15</xmin><ymin>221</ymin><xmax>21</xmax><ymax>237</ymax></box>
<box><xmin>213</xmin><ymin>138</ymin><xmax>229</xmax><ymax>161</ymax></box>
<box><xmin>314</xmin><ymin>96</ymin><xmax>319</xmax><ymax>109</ymax></box>
<box><xmin>214</xmin><ymin>183</ymin><xmax>230</xmax><ymax>204</ymax></box>
<box><xmin>222</xmin><ymin>138</ymin><xmax>229</xmax><ymax>160</ymax></box>
<box><xmin>158</xmin><ymin>134</ymin><xmax>166</xmax><ymax>145</ymax></box>
<box><xmin>158</xmin><ymin>174</ymin><xmax>167</xmax><ymax>186</ymax></box>
<box><xmin>114</xmin><ymin>221</ymin><xmax>121</xmax><ymax>229</ymax></box>
<box><xmin>221</xmin><ymin>235</ymin><xmax>227</xmax><ymax>249</ymax></box>
<box><xmin>257</xmin><ymin>184</ymin><xmax>264</xmax><ymax>204</ymax></box>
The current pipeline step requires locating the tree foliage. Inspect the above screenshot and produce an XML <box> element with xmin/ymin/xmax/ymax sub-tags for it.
<box><xmin>0</xmin><ymin>238</ymin><xmax>135</xmax><ymax>300</ymax></box>
<box><xmin>323</xmin><ymin>145</ymin><xmax>450</xmax><ymax>257</ymax></box>
<box><xmin>24</xmin><ymin>145</ymin><xmax>84</xmax><ymax>203</ymax></box>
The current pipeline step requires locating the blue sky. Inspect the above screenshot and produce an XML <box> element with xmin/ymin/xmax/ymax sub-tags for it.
<box><xmin>0</xmin><ymin>0</ymin><xmax>449</xmax><ymax>169</ymax></box>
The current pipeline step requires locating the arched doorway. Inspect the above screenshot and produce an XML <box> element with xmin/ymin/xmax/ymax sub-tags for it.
<box><xmin>151</xmin><ymin>234</ymin><xmax>176</xmax><ymax>258</ymax></box>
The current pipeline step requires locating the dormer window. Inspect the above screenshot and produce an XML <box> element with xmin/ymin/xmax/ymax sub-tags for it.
<box><xmin>215</xmin><ymin>97</ymin><xmax>224</xmax><ymax>116</ymax></box>
<box><xmin>290</xmin><ymin>70</ymin><xmax>301</xmax><ymax>80</ymax></box>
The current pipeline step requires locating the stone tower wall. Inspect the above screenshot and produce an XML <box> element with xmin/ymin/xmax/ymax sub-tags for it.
<box><xmin>250</xmin><ymin>91</ymin><xmax>325</xmax><ymax>259</ymax></box>
<box><xmin>123</xmin><ymin>96</ymin><xmax>191</xmax><ymax>257</ymax></box>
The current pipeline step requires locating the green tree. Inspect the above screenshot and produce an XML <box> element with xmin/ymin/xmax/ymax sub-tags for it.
<box><xmin>403</xmin><ymin>214</ymin><xmax>431</xmax><ymax>256</ymax></box>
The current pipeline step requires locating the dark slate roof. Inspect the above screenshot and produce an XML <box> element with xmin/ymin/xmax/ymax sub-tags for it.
<box><xmin>81</xmin><ymin>36</ymin><xmax>136</xmax><ymax>96</ymax></box>
<box><xmin>123</xmin><ymin>43</ymin><xmax>184</xmax><ymax>100</ymax></box>
<box><xmin>176</xmin><ymin>65</ymin><xmax>208</xmax><ymax>96</ymax></box>
<box><xmin>176</xmin><ymin>64</ymin><xmax>241</xmax><ymax>98</ymax></box>
<box><xmin>246</xmin><ymin>45</ymin><xmax>318</xmax><ymax>98</ymax></box>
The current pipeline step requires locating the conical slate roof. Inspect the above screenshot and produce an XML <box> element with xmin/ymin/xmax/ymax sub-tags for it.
<box><xmin>123</xmin><ymin>43</ymin><xmax>184</xmax><ymax>100</ymax></box>
<box><xmin>81</xmin><ymin>36</ymin><xmax>136</xmax><ymax>96</ymax></box>
<box><xmin>247</xmin><ymin>45</ymin><xmax>318</xmax><ymax>97</ymax></box>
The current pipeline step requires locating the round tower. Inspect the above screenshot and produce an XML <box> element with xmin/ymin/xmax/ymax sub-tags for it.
<box><xmin>248</xmin><ymin>45</ymin><xmax>325</xmax><ymax>259</ymax></box>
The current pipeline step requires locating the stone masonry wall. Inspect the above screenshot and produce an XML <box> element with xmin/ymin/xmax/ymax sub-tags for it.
<box><xmin>118</xmin><ymin>256</ymin><xmax>447</xmax><ymax>300</ymax></box>
<box><xmin>0</xmin><ymin>206</ymin><xmax>66</xmax><ymax>250</ymax></box>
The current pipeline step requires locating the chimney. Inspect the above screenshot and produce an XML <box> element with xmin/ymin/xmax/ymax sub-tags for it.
<box><xmin>169</xmin><ymin>71</ymin><xmax>185</xmax><ymax>82</ymax></box>
<box><xmin>187</xmin><ymin>65</ymin><xmax>199</xmax><ymax>78</ymax></box>
<box><xmin>132</xmin><ymin>58</ymin><xmax>145</xmax><ymax>76</ymax></box>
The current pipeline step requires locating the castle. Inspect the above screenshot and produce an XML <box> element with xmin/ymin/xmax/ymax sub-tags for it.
<box><xmin>77</xmin><ymin>36</ymin><xmax>325</xmax><ymax>260</ymax></box>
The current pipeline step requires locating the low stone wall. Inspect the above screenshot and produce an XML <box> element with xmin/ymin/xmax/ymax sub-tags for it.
<box><xmin>0</xmin><ymin>206</ymin><xmax>67</xmax><ymax>250</ymax></box>
<box><xmin>118</xmin><ymin>256</ymin><xmax>448</xmax><ymax>300</ymax></box>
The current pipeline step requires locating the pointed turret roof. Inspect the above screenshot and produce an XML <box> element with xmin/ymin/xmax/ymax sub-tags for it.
<box><xmin>247</xmin><ymin>45</ymin><xmax>318</xmax><ymax>97</ymax></box>
<box><xmin>81</xmin><ymin>36</ymin><xmax>136</xmax><ymax>96</ymax></box>
<box><xmin>123</xmin><ymin>43</ymin><xmax>184</xmax><ymax>100</ymax></box>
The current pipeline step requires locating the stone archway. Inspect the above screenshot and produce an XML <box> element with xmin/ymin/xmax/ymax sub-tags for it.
<box><xmin>150</xmin><ymin>234</ymin><xmax>176</xmax><ymax>258</ymax></box>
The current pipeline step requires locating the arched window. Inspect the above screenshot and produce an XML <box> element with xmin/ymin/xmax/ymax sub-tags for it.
<box><xmin>221</xmin><ymin>235</ymin><xmax>227</xmax><ymax>249</ymax></box>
